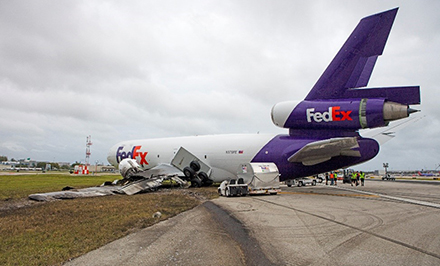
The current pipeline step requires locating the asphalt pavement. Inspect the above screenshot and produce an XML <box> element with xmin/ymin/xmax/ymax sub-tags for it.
<box><xmin>65</xmin><ymin>180</ymin><xmax>440</xmax><ymax>265</ymax></box>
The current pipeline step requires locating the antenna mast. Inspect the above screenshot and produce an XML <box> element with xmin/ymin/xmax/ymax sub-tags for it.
<box><xmin>85</xmin><ymin>135</ymin><xmax>92</xmax><ymax>166</ymax></box>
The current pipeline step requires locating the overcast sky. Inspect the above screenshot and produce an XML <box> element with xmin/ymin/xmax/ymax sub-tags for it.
<box><xmin>1</xmin><ymin>0</ymin><xmax>438</xmax><ymax>171</ymax></box>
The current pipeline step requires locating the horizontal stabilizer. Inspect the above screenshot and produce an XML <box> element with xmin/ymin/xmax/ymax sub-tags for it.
<box><xmin>344</xmin><ymin>86</ymin><xmax>420</xmax><ymax>105</ymax></box>
<box><xmin>288</xmin><ymin>137</ymin><xmax>360</xmax><ymax>166</ymax></box>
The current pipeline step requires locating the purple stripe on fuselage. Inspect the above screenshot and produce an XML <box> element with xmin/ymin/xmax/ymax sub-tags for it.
<box><xmin>251</xmin><ymin>134</ymin><xmax>379</xmax><ymax>181</ymax></box>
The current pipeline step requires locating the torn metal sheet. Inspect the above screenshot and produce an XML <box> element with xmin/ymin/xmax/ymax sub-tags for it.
<box><xmin>29</xmin><ymin>186</ymin><xmax>123</xmax><ymax>201</ymax></box>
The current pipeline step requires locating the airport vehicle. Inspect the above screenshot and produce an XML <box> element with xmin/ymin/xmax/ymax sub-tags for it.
<box><xmin>219</xmin><ymin>163</ymin><xmax>280</xmax><ymax>196</ymax></box>
<box><xmin>239</xmin><ymin>163</ymin><xmax>280</xmax><ymax>195</ymax></box>
<box><xmin>218</xmin><ymin>179</ymin><xmax>249</xmax><ymax>197</ymax></box>
<box><xmin>342</xmin><ymin>169</ymin><xmax>355</xmax><ymax>184</ymax></box>
<box><xmin>107</xmin><ymin>8</ymin><xmax>420</xmax><ymax>191</ymax></box>
<box><xmin>382</xmin><ymin>174</ymin><xmax>396</xmax><ymax>181</ymax></box>
<box><xmin>285</xmin><ymin>177</ymin><xmax>317</xmax><ymax>187</ymax></box>
<box><xmin>314</xmin><ymin>174</ymin><xmax>325</xmax><ymax>183</ymax></box>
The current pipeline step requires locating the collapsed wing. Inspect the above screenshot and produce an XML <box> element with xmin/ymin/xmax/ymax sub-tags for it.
<box><xmin>139</xmin><ymin>163</ymin><xmax>183</xmax><ymax>178</ymax></box>
<box><xmin>288</xmin><ymin>137</ymin><xmax>360</xmax><ymax>166</ymax></box>
<box><xmin>120</xmin><ymin>163</ymin><xmax>186</xmax><ymax>195</ymax></box>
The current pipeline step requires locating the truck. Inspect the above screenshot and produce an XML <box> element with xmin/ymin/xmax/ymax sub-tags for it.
<box><xmin>218</xmin><ymin>162</ymin><xmax>281</xmax><ymax>196</ymax></box>
<box><xmin>285</xmin><ymin>177</ymin><xmax>317</xmax><ymax>187</ymax></box>
<box><xmin>218</xmin><ymin>178</ymin><xmax>249</xmax><ymax>197</ymax></box>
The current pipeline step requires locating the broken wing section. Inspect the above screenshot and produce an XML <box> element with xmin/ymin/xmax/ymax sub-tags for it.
<box><xmin>288</xmin><ymin>137</ymin><xmax>361</xmax><ymax>166</ymax></box>
<box><xmin>119</xmin><ymin>160</ymin><xmax>187</xmax><ymax>195</ymax></box>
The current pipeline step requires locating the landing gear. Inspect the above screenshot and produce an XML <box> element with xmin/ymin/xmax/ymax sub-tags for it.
<box><xmin>186</xmin><ymin>161</ymin><xmax>214</xmax><ymax>187</ymax></box>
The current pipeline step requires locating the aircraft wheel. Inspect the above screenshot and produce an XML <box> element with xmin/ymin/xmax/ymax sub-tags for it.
<box><xmin>183</xmin><ymin>167</ymin><xmax>196</xmax><ymax>180</ymax></box>
<box><xmin>204</xmin><ymin>178</ymin><xmax>214</xmax><ymax>187</ymax></box>
<box><xmin>190</xmin><ymin>177</ymin><xmax>202</xmax><ymax>187</ymax></box>
<box><xmin>190</xmin><ymin>161</ymin><xmax>201</xmax><ymax>172</ymax></box>
<box><xmin>298</xmin><ymin>181</ymin><xmax>303</xmax><ymax>187</ymax></box>
<box><xmin>312</xmin><ymin>180</ymin><xmax>316</xmax><ymax>186</ymax></box>
<box><xmin>198</xmin><ymin>171</ymin><xmax>209</xmax><ymax>181</ymax></box>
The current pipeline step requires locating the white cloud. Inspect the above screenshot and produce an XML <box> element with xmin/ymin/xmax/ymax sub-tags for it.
<box><xmin>0</xmin><ymin>0</ymin><xmax>438</xmax><ymax>170</ymax></box>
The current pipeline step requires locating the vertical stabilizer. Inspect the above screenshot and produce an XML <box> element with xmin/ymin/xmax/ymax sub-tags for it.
<box><xmin>305</xmin><ymin>8</ymin><xmax>398</xmax><ymax>100</ymax></box>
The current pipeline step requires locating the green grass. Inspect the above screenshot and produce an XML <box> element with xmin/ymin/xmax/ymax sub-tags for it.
<box><xmin>0</xmin><ymin>174</ymin><xmax>218</xmax><ymax>265</ymax></box>
<box><xmin>0</xmin><ymin>173</ymin><xmax>120</xmax><ymax>200</ymax></box>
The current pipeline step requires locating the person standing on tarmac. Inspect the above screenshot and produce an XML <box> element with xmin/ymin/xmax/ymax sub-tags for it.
<box><xmin>330</xmin><ymin>172</ymin><xmax>334</xmax><ymax>185</ymax></box>
<box><xmin>351</xmin><ymin>171</ymin><xmax>357</xmax><ymax>186</ymax></box>
<box><xmin>334</xmin><ymin>172</ymin><xmax>337</xmax><ymax>186</ymax></box>
<box><xmin>360</xmin><ymin>171</ymin><xmax>365</xmax><ymax>186</ymax></box>
<box><xmin>325</xmin><ymin>172</ymin><xmax>329</xmax><ymax>185</ymax></box>
<box><xmin>356</xmin><ymin>172</ymin><xmax>360</xmax><ymax>186</ymax></box>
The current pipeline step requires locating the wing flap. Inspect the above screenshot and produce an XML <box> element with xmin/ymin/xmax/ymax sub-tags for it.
<box><xmin>288</xmin><ymin>137</ymin><xmax>360</xmax><ymax>166</ymax></box>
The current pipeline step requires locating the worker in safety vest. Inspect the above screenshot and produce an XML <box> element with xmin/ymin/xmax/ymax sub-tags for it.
<box><xmin>360</xmin><ymin>171</ymin><xmax>365</xmax><ymax>186</ymax></box>
<box><xmin>334</xmin><ymin>172</ymin><xmax>337</xmax><ymax>186</ymax></box>
<box><xmin>351</xmin><ymin>172</ymin><xmax>357</xmax><ymax>186</ymax></box>
<box><xmin>330</xmin><ymin>172</ymin><xmax>334</xmax><ymax>185</ymax></box>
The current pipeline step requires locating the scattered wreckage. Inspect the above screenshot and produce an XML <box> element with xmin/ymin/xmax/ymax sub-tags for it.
<box><xmin>29</xmin><ymin>147</ymin><xmax>281</xmax><ymax>201</ymax></box>
<box><xmin>29</xmin><ymin>147</ymin><xmax>216</xmax><ymax>201</ymax></box>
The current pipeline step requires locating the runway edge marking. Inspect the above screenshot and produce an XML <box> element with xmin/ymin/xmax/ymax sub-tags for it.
<box><xmin>328</xmin><ymin>186</ymin><xmax>440</xmax><ymax>209</ymax></box>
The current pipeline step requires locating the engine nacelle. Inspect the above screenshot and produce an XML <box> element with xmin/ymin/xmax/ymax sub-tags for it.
<box><xmin>119</xmin><ymin>158</ymin><xmax>143</xmax><ymax>179</ymax></box>
<box><xmin>271</xmin><ymin>98</ymin><xmax>417</xmax><ymax>130</ymax></box>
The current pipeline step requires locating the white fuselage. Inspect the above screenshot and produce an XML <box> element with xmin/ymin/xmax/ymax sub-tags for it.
<box><xmin>107</xmin><ymin>133</ymin><xmax>277</xmax><ymax>182</ymax></box>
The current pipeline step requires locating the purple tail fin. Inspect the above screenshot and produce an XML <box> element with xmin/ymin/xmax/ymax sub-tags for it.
<box><xmin>305</xmin><ymin>8</ymin><xmax>398</xmax><ymax>100</ymax></box>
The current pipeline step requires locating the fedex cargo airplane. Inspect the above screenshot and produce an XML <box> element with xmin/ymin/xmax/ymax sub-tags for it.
<box><xmin>108</xmin><ymin>8</ymin><xmax>420</xmax><ymax>186</ymax></box>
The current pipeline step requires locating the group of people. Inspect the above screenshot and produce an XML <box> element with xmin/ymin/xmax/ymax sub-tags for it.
<box><xmin>324</xmin><ymin>171</ymin><xmax>365</xmax><ymax>186</ymax></box>
<box><xmin>351</xmin><ymin>171</ymin><xmax>365</xmax><ymax>186</ymax></box>
<box><xmin>325</xmin><ymin>172</ymin><xmax>338</xmax><ymax>185</ymax></box>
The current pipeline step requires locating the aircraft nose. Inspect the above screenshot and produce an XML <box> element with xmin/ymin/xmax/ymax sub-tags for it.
<box><xmin>107</xmin><ymin>145</ymin><xmax>118</xmax><ymax>167</ymax></box>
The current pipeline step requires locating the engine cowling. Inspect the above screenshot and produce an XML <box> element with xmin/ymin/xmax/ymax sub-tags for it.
<box><xmin>119</xmin><ymin>158</ymin><xmax>143</xmax><ymax>179</ymax></box>
<box><xmin>271</xmin><ymin>98</ymin><xmax>417</xmax><ymax>130</ymax></box>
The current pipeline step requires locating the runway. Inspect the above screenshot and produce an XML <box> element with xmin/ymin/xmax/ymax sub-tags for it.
<box><xmin>66</xmin><ymin>180</ymin><xmax>440</xmax><ymax>265</ymax></box>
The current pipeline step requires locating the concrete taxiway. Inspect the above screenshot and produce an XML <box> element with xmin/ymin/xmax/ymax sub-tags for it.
<box><xmin>65</xmin><ymin>180</ymin><xmax>440</xmax><ymax>265</ymax></box>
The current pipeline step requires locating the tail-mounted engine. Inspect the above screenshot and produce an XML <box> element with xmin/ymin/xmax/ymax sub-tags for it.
<box><xmin>271</xmin><ymin>98</ymin><xmax>418</xmax><ymax>130</ymax></box>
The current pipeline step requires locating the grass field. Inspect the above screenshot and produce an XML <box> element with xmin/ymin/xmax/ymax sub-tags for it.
<box><xmin>0</xmin><ymin>173</ymin><xmax>218</xmax><ymax>265</ymax></box>
<box><xmin>0</xmin><ymin>172</ymin><xmax>121</xmax><ymax>200</ymax></box>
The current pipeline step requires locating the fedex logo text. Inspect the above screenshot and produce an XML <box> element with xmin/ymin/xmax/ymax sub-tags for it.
<box><xmin>116</xmin><ymin>146</ymin><xmax>148</xmax><ymax>165</ymax></box>
<box><xmin>306</xmin><ymin>106</ymin><xmax>352</xmax><ymax>123</ymax></box>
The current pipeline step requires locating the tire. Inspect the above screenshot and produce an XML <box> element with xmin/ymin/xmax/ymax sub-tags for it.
<box><xmin>190</xmin><ymin>177</ymin><xmax>202</xmax><ymax>187</ymax></box>
<box><xmin>183</xmin><ymin>167</ymin><xmax>196</xmax><ymax>180</ymax></box>
<box><xmin>203</xmin><ymin>178</ymin><xmax>214</xmax><ymax>187</ymax></box>
<box><xmin>287</xmin><ymin>184</ymin><xmax>292</xmax><ymax>187</ymax></box>
<box><xmin>198</xmin><ymin>171</ymin><xmax>209</xmax><ymax>181</ymax></box>
<box><xmin>298</xmin><ymin>181</ymin><xmax>303</xmax><ymax>187</ymax></box>
<box><xmin>190</xmin><ymin>161</ymin><xmax>201</xmax><ymax>172</ymax></box>
<box><xmin>312</xmin><ymin>180</ymin><xmax>316</xmax><ymax>186</ymax></box>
